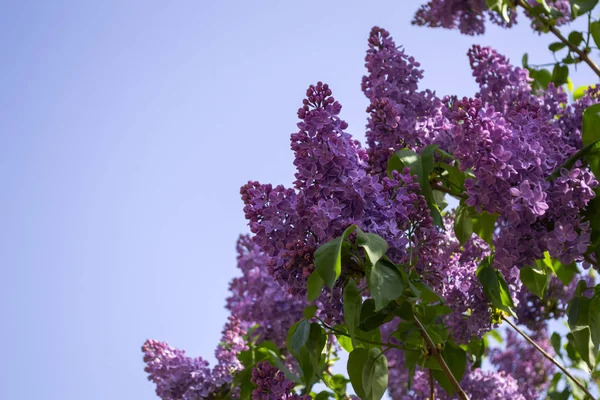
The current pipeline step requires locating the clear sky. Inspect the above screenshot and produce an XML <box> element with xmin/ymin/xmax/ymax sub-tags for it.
<box><xmin>0</xmin><ymin>1</ymin><xmax>596</xmax><ymax>399</ymax></box>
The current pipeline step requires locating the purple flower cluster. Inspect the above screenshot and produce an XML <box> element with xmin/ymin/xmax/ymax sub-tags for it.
<box><xmin>142</xmin><ymin>316</ymin><xmax>247</xmax><ymax>399</ymax></box>
<box><xmin>490</xmin><ymin>328</ymin><xmax>556</xmax><ymax>400</ymax></box>
<box><xmin>412</xmin><ymin>0</ymin><xmax>516</xmax><ymax>35</ymax></box>
<box><xmin>250</xmin><ymin>362</ymin><xmax>310</xmax><ymax>400</ymax></box>
<box><xmin>412</xmin><ymin>0</ymin><xmax>570</xmax><ymax>35</ymax></box>
<box><xmin>227</xmin><ymin>235</ymin><xmax>306</xmax><ymax>349</ymax></box>
<box><xmin>241</xmin><ymin>77</ymin><xmax>442</xmax><ymax>323</ymax></box>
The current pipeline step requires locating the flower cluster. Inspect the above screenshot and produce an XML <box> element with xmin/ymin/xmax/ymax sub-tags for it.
<box><xmin>490</xmin><ymin>328</ymin><xmax>556</xmax><ymax>400</ymax></box>
<box><xmin>411</xmin><ymin>0</ymin><xmax>571</xmax><ymax>35</ymax></box>
<box><xmin>250</xmin><ymin>362</ymin><xmax>310</xmax><ymax>400</ymax></box>
<box><xmin>227</xmin><ymin>235</ymin><xmax>306</xmax><ymax>349</ymax></box>
<box><xmin>142</xmin><ymin>317</ymin><xmax>247</xmax><ymax>399</ymax></box>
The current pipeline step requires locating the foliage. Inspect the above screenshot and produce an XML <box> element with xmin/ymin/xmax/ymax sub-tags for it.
<box><xmin>141</xmin><ymin>1</ymin><xmax>600</xmax><ymax>399</ymax></box>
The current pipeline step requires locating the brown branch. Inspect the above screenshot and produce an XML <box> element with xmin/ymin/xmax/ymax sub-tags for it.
<box><xmin>502</xmin><ymin>315</ymin><xmax>596</xmax><ymax>400</ymax></box>
<box><xmin>414</xmin><ymin>315</ymin><xmax>470</xmax><ymax>400</ymax></box>
<box><xmin>429</xmin><ymin>368</ymin><xmax>435</xmax><ymax>400</ymax></box>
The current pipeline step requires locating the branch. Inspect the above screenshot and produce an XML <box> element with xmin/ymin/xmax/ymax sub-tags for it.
<box><xmin>516</xmin><ymin>0</ymin><xmax>600</xmax><ymax>78</ymax></box>
<box><xmin>502</xmin><ymin>315</ymin><xmax>596</xmax><ymax>400</ymax></box>
<box><xmin>413</xmin><ymin>315</ymin><xmax>470</xmax><ymax>400</ymax></box>
<box><xmin>429</xmin><ymin>369</ymin><xmax>435</xmax><ymax>400</ymax></box>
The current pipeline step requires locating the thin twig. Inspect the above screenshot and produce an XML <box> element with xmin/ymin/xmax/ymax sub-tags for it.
<box><xmin>516</xmin><ymin>0</ymin><xmax>600</xmax><ymax>77</ymax></box>
<box><xmin>502</xmin><ymin>315</ymin><xmax>596</xmax><ymax>400</ymax></box>
<box><xmin>429</xmin><ymin>368</ymin><xmax>435</xmax><ymax>400</ymax></box>
<box><xmin>317</xmin><ymin>318</ymin><xmax>404</xmax><ymax>350</ymax></box>
<box><xmin>413</xmin><ymin>315</ymin><xmax>470</xmax><ymax>400</ymax></box>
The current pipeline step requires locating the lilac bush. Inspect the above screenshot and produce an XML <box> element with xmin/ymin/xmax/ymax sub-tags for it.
<box><xmin>142</xmin><ymin>1</ymin><xmax>600</xmax><ymax>399</ymax></box>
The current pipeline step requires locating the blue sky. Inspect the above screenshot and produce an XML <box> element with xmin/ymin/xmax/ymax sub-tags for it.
<box><xmin>0</xmin><ymin>1</ymin><xmax>596</xmax><ymax>399</ymax></box>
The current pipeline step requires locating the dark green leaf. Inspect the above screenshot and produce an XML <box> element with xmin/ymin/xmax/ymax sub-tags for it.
<box><xmin>358</xmin><ymin>299</ymin><xmax>399</xmax><ymax>332</ymax></box>
<box><xmin>569</xmin><ymin>31</ymin><xmax>584</xmax><ymax>46</ymax></box>
<box><xmin>472</xmin><ymin>211</ymin><xmax>498</xmax><ymax>245</ymax></box>
<box><xmin>408</xmin><ymin>279</ymin><xmax>443</xmax><ymax>303</ymax></box>
<box><xmin>303</xmin><ymin>305</ymin><xmax>318</xmax><ymax>320</ymax></box>
<box><xmin>368</xmin><ymin>258</ymin><xmax>405</xmax><ymax>310</ymax></box>
<box><xmin>454</xmin><ymin>206</ymin><xmax>473</xmax><ymax>245</ymax></box>
<box><xmin>362</xmin><ymin>348</ymin><xmax>388</xmax><ymax>400</ymax></box>
<box><xmin>522</xmin><ymin>52</ymin><xmax>529</xmax><ymax>67</ymax></box>
<box><xmin>356</xmin><ymin>228</ymin><xmax>388</xmax><ymax>266</ymax></box>
<box><xmin>552</xmin><ymin>332</ymin><xmax>562</xmax><ymax>356</ymax></box>
<box><xmin>314</xmin><ymin>391</ymin><xmax>333</xmax><ymax>400</ymax></box>
<box><xmin>288</xmin><ymin>320</ymin><xmax>310</xmax><ymax>357</ymax></box>
<box><xmin>315</xmin><ymin>225</ymin><xmax>356</xmax><ymax>290</ymax></box>
<box><xmin>530</xmin><ymin>68</ymin><xmax>552</xmax><ymax>91</ymax></box>
<box><xmin>307</xmin><ymin>270</ymin><xmax>324</xmax><ymax>302</ymax></box>
<box><xmin>567</xmin><ymin>294</ymin><xmax>597</xmax><ymax>370</ymax></box>
<box><xmin>552</xmin><ymin>63</ymin><xmax>569</xmax><ymax>85</ymax></box>
<box><xmin>477</xmin><ymin>257</ymin><xmax>516</xmax><ymax>316</ymax></box>
<box><xmin>347</xmin><ymin>348</ymin><xmax>369</xmax><ymax>399</ymax></box>
<box><xmin>591</xmin><ymin>21</ymin><xmax>600</xmax><ymax>48</ymax></box>
<box><xmin>583</xmin><ymin>103</ymin><xmax>600</xmax><ymax>147</ymax></box>
<box><xmin>571</xmin><ymin>0</ymin><xmax>598</xmax><ymax>17</ymax></box>
<box><xmin>466</xmin><ymin>338</ymin><xmax>485</xmax><ymax>368</ymax></box>
<box><xmin>343</xmin><ymin>279</ymin><xmax>362</xmax><ymax>343</ymax></box>
<box><xmin>549</xmin><ymin>42</ymin><xmax>567</xmax><ymax>52</ymax></box>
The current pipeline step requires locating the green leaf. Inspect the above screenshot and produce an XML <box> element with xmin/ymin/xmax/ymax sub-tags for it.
<box><xmin>571</xmin><ymin>0</ymin><xmax>599</xmax><ymax>17</ymax></box>
<box><xmin>520</xmin><ymin>259</ymin><xmax>550</xmax><ymax>298</ymax></box>
<box><xmin>408</xmin><ymin>279</ymin><xmax>443</xmax><ymax>303</ymax></box>
<box><xmin>358</xmin><ymin>299</ymin><xmax>399</xmax><ymax>332</ymax></box>
<box><xmin>315</xmin><ymin>225</ymin><xmax>356</xmax><ymax>290</ymax></box>
<box><xmin>522</xmin><ymin>52</ymin><xmax>529</xmax><ymax>68</ymax></box>
<box><xmin>388</xmin><ymin>146</ymin><xmax>442</xmax><ymax>227</ymax></box>
<box><xmin>472</xmin><ymin>211</ymin><xmax>498</xmax><ymax>245</ymax></box>
<box><xmin>362</xmin><ymin>348</ymin><xmax>388</xmax><ymax>400</ymax></box>
<box><xmin>530</xmin><ymin>68</ymin><xmax>552</xmax><ymax>91</ymax></box>
<box><xmin>547</xmin><ymin>258</ymin><xmax>578</xmax><ymax>285</ymax></box>
<box><xmin>454</xmin><ymin>206</ymin><xmax>473</xmax><ymax>245</ymax></box>
<box><xmin>313</xmin><ymin>391</ymin><xmax>333</xmax><ymax>400</ymax></box>
<box><xmin>568</xmin><ymin>31</ymin><xmax>584</xmax><ymax>46</ymax></box>
<box><xmin>356</xmin><ymin>228</ymin><xmax>388</xmax><ymax>266</ymax></box>
<box><xmin>343</xmin><ymin>280</ymin><xmax>362</xmax><ymax>344</ymax></box>
<box><xmin>567</xmin><ymin>294</ymin><xmax>597</xmax><ymax>370</ymax></box>
<box><xmin>432</xmin><ymin>342</ymin><xmax>467</xmax><ymax>396</ymax></box>
<box><xmin>477</xmin><ymin>257</ymin><xmax>516</xmax><ymax>317</ymax></box>
<box><xmin>288</xmin><ymin>320</ymin><xmax>311</xmax><ymax>357</ymax></box>
<box><xmin>347</xmin><ymin>348</ymin><xmax>369</xmax><ymax>399</ymax></box>
<box><xmin>466</xmin><ymin>338</ymin><xmax>485</xmax><ymax>368</ymax></box>
<box><xmin>336</xmin><ymin>330</ymin><xmax>354</xmax><ymax>352</ymax></box>
<box><xmin>583</xmin><ymin>103</ymin><xmax>600</xmax><ymax>147</ymax></box>
<box><xmin>551</xmin><ymin>332</ymin><xmax>562</xmax><ymax>356</ymax></box>
<box><xmin>573</xmin><ymin>85</ymin><xmax>596</xmax><ymax>100</ymax></box>
<box><xmin>552</xmin><ymin>63</ymin><xmax>569</xmax><ymax>86</ymax></box>
<box><xmin>368</xmin><ymin>258</ymin><xmax>405</xmax><ymax>310</ymax></box>
<box><xmin>307</xmin><ymin>270</ymin><xmax>325</xmax><ymax>302</ymax></box>
<box><xmin>549</xmin><ymin>42</ymin><xmax>567</xmax><ymax>52</ymax></box>
<box><xmin>303</xmin><ymin>305</ymin><xmax>318</xmax><ymax>319</ymax></box>
<box><xmin>591</xmin><ymin>21</ymin><xmax>600</xmax><ymax>48</ymax></box>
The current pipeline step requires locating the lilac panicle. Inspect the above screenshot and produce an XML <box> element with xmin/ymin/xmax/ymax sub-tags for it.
<box><xmin>142</xmin><ymin>316</ymin><xmax>247</xmax><ymax>399</ymax></box>
<box><xmin>491</xmin><ymin>328</ymin><xmax>556</xmax><ymax>400</ymax></box>
<box><xmin>251</xmin><ymin>362</ymin><xmax>310</xmax><ymax>400</ymax></box>
<box><xmin>227</xmin><ymin>235</ymin><xmax>306</xmax><ymax>350</ymax></box>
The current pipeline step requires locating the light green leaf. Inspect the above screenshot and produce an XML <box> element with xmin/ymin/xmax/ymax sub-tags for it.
<box><xmin>520</xmin><ymin>260</ymin><xmax>550</xmax><ymax>298</ymax></box>
<box><xmin>472</xmin><ymin>211</ymin><xmax>498</xmax><ymax>245</ymax></box>
<box><xmin>582</xmin><ymin>103</ymin><xmax>600</xmax><ymax>147</ymax></box>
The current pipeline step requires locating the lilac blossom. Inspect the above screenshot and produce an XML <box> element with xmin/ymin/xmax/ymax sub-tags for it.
<box><xmin>251</xmin><ymin>362</ymin><xmax>310</xmax><ymax>400</ymax></box>
<box><xmin>142</xmin><ymin>317</ymin><xmax>247</xmax><ymax>399</ymax></box>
